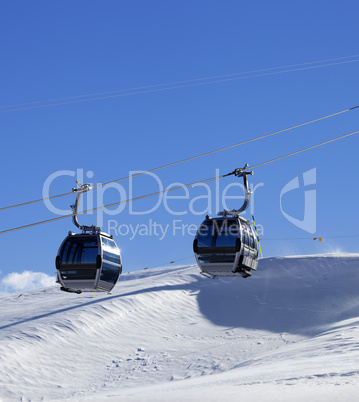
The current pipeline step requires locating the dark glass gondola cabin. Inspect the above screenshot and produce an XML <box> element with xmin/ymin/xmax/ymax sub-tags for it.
<box><xmin>193</xmin><ymin>216</ymin><xmax>258</xmax><ymax>277</ymax></box>
<box><xmin>56</xmin><ymin>232</ymin><xmax>122</xmax><ymax>292</ymax></box>
<box><xmin>193</xmin><ymin>165</ymin><xmax>259</xmax><ymax>278</ymax></box>
<box><xmin>55</xmin><ymin>182</ymin><xmax>122</xmax><ymax>293</ymax></box>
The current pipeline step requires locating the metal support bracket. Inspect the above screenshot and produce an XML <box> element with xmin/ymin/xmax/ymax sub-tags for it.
<box><xmin>71</xmin><ymin>181</ymin><xmax>101</xmax><ymax>233</ymax></box>
<box><xmin>218</xmin><ymin>164</ymin><xmax>253</xmax><ymax>217</ymax></box>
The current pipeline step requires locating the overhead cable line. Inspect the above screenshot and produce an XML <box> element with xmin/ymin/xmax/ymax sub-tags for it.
<box><xmin>95</xmin><ymin>106</ymin><xmax>359</xmax><ymax>188</ymax></box>
<box><xmin>260</xmin><ymin>234</ymin><xmax>359</xmax><ymax>241</ymax></box>
<box><xmin>1</xmin><ymin>54</ymin><xmax>358</xmax><ymax>110</ymax></box>
<box><xmin>1</xmin><ymin>105</ymin><xmax>357</xmax><ymax>212</ymax></box>
<box><xmin>1</xmin><ymin>58</ymin><xmax>359</xmax><ymax>114</ymax></box>
<box><xmin>0</xmin><ymin>176</ymin><xmax>221</xmax><ymax>234</ymax></box>
<box><xmin>248</xmin><ymin>128</ymin><xmax>359</xmax><ymax>170</ymax></box>
<box><xmin>1</xmin><ymin>128</ymin><xmax>358</xmax><ymax>235</ymax></box>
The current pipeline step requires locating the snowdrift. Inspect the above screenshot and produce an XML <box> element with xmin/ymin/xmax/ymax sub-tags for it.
<box><xmin>0</xmin><ymin>254</ymin><xmax>358</xmax><ymax>401</ymax></box>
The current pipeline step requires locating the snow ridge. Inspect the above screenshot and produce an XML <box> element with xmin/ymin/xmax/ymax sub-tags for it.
<box><xmin>0</xmin><ymin>254</ymin><xmax>359</xmax><ymax>401</ymax></box>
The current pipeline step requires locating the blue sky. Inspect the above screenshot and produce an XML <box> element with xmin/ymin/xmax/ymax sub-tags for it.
<box><xmin>1</xmin><ymin>1</ymin><xmax>358</xmax><ymax>292</ymax></box>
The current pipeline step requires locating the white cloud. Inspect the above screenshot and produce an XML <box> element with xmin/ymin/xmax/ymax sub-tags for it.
<box><xmin>0</xmin><ymin>271</ymin><xmax>55</xmax><ymax>296</ymax></box>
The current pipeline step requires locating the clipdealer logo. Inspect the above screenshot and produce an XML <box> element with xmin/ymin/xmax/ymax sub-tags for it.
<box><xmin>280</xmin><ymin>168</ymin><xmax>317</xmax><ymax>234</ymax></box>
<box><xmin>42</xmin><ymin>168</ymin><xmax>264</xmax><ymax>221</ymax></box>
<box><xmin>42</xmin><ymin>167</ymin><xmax>317</xmax><ymax>238</ymax></box>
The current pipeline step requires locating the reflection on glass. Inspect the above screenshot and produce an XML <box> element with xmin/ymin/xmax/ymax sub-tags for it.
<box><xmin>80</xmin><ymin>244</ymin><xmax>98</xmax><ymax>263</ymax></box>
<box><xmin>100</xmin><ymin>262</ymin><xmax>120</xmax><ymax>284</ymax></box>
<box><xmin>197</xmin><ymin>223</ymin><xmax>214</xmax><ymax>248</ymax></box>
<box><xmin>197</xmin><ymin>220</ymin><xmax>239</xmax><ymax>249</ymax></box>
<box><xmin>215</xmin><ymin>226</ymin><xmax>238</xmax><ymax>247</ymax></box>
<box><xmin>103</xmin><ymin>250</ymin><xmax>121</xmax><ymax>265</ymax></box>
<box><xmin>61</xmin><ymin>238</ymin><xmax>98</xmax><ymax>265</ymax></box>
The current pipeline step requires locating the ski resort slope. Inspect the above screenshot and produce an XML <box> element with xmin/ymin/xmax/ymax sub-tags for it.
<box><xmin>0</xmin><ymin>254</ymin><xmax>359</xmax><ymax>402</ymax></box>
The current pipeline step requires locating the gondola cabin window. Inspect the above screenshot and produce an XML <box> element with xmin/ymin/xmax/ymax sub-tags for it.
<box><xmin>215</xmin><ymin>222</ymin><xmax>238</xmax><ymax>248</ymax></box>
<box><xmin>197</xmin><ymin>222</ymin><xmax>214</xmax><ymax>248</ymax></box>
<box><xmin>60</xmin><ymin>237</ymin><xmax>98</xmax><ymax>266</ymax></box>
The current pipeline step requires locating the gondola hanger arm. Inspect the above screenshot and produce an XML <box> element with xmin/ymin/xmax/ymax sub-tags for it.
<box><xmin>71</xmin><ymin>181</ymin><xmax>101</xmax><ymax>233</ymax></box>
<box><xmin>218</xmin><ymin>164</ymin><xmax>253</xmax><ymax>217</ymax></box>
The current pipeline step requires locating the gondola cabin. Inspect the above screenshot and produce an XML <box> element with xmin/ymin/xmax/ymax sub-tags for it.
<box><xmin>193</xmin><ymin>165</ymin><xmax>260</xmax><ymax>278</ymax></box>
<box><xmin>55</xmin><ymin>182</ymin><xmax>122</xmax><ymax>293</ymax></box>
<box><xmin>56</xmin><ymin>231</ymin><xmax>122</xmax><ymax>293</ymax></box>
<box><xmin>193</xmin><ymin>216</ymin><xmax>258</xmax><ymax>278</ymax></box>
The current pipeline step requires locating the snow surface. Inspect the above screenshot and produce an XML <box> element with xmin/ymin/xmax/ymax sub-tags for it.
<box><xmin>1</xmin><ymin>254</ymin><xmax>359</xmax><ymax>401</ymax></box>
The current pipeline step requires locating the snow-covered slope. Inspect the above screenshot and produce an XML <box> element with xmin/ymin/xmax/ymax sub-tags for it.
<box><xmin>0</xmin><ymin>254</ymin><xmax>359</xmax><ymax>401</ymax></box>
